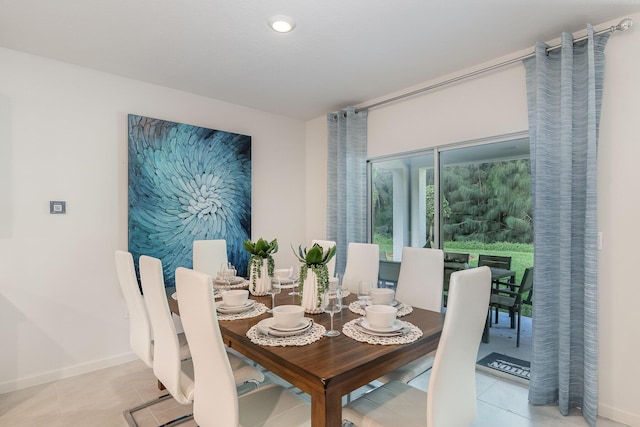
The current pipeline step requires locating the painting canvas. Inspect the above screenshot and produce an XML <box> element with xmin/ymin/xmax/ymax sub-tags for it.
<box><xmin>128</xmin><ymin>114</ymin><xmax>251</xmax><ymax>285</ymax></box>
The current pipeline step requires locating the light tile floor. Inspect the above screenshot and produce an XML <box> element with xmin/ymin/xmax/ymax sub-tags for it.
<box><xmin>0</xmin><ymin>313</ymin><xmax>629</xmax><ymax>427</ymax></box>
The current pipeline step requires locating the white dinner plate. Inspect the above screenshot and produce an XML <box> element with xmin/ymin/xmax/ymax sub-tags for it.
<box><xmin>256</xmin><ymin>318</ymin><xmax>313</xmax><ymax>337</ymax></box>
<box><xmin>269</xmin><ymin>317</ymin><xmax>312</xmax><ymax>332</ymax></box>
<box><xmin>360</xmin><ymin>319</ymin><xmax>404</xmax><ymax>333</ymax></box>
<box><xmin>216</xmin><ymin>300</ymin><xmax>255</xmax><ymax>314</ymax></box>
<box><xmin>214</xmin><ymin>276</ymin><xmax>245</xmax><ymax>286</ymax></box>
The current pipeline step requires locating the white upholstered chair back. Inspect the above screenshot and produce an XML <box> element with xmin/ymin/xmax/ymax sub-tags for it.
<box><xmin>193</xmin><ymin>239</ymin><xmax>228</xmax><ymax>278</ymax></box>
<box><xmin>115</xmin><ymin>250</ymin><xmax>153</xmax><ymax>368</ymax></box>
<box><xmin>139</xmin><ymin>255</ymin><xmax>194</xmax><ymax>405</ymax></box>
<box><xmin>427</xmin><ymin>266</ymin><xmax>491</xmax><ymax>426</ymax></box>
<box><xmin>341</xmin><ymin>243</ymin><xmax>380</xmax><ymax>293</ymax></box>
<box><xmin>177</xmin><ymin>268</ymin><xmax>310</xmax><ymax>426</ymax></box>
<box><xmin>176</xmin><ymin>267</ymin><xmax>239</xmax><ymax>426</ymax></box>
<box><xmin>311</xmin><ymin>239</ymin><xmax>337</xmax><ymax>277</ymax></box>
<box><xmin>395</xmin><ymin>247</ymin><xmax>444</xmax><ymax>312</ymax></box>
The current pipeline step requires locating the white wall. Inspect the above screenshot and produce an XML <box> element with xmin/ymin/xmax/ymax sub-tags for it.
<box><xmin>305</xmin><ymin>14</ymin><xmax>640</xmax><ymax>426</ymax></box>
<box><xmin>0</xmin><ymin>47</ymin><xmax>306</xmax><ymax>393</ymax></box>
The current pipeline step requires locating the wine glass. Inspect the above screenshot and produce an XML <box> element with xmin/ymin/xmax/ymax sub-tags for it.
<box><xmin>358</xmin><ymin>280</ymin><xmax>373</xmax><ymax>310</ymax></box>
<box><xmin>266</xmin><ymin>276</ymin><xmax>281</xmax><ymax>313</ymax></box>
<box><xmin>322</xmin><ymin>288</ymin><xmax>342</xmax><ymax>337</ymax></box>
<box><xmin>335</xmin><ymin>272</ymin><xmax>348</xmax><ymax>309</ymax></box>
<box><xmin>288</xmin><ymin>265</ymin><xmax>299</xmax><ymax>296</ymax></box>
<box><xmin>223</xmin><ymin>264</ymin><xmax>236</xmax><ymax>294</ymax></box>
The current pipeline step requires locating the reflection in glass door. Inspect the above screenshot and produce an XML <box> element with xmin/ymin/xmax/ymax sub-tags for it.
<box><xmin>370</xmin><ymin>152</ymin><xmax>434</xmax><ymax>261</ymax></box>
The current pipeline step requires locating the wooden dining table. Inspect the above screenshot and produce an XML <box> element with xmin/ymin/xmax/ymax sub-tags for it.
<box><xmin>168</xmin><ymin>288</ymin><xmax>444</xmax><ymax>427</ymax></box>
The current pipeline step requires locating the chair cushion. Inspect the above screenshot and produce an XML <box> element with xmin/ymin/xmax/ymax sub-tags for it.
<box><xmin>178</xmin><ymin>358</ymin><xmax>195</xmax><ymax>403</ymax></box>
<box><xmin>490</xmin><ymin>294</ymin><xmax>516</xmax><ymax>307</ymax></box>
<box><xmin>239</xmin><ymin>384</ymin><xmax>310</xmax><ymax>427</ymax></box>
<box><xmin>342</xmin><ymin>381</ymin><xmax>426</xmax><ymax>427</ymax></box>
<box><xmin>228</xmin><ymin>352</ymin><xmax>265</xmax><ymax>384</ymax></box>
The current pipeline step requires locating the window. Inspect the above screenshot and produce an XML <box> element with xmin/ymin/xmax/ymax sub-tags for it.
<box><xmin>369</xmin><ymin>135</ymin><xmax>532</xmax><ymax>270</ymax></box>
<box><xmin>370</xmin><ymin>152</ymin><xmax>434</xmax><ymax>261</ymax></box>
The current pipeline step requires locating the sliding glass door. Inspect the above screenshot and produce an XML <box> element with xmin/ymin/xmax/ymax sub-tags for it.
<box><xmin>368</xmin><ymin>135</ymin><xmax>532</xmax><ymax>283</ymax></box>
<box><xmin>370</xmin><ymin>152</ymin><xmax>434</xmax><ymax>261</ymax></box>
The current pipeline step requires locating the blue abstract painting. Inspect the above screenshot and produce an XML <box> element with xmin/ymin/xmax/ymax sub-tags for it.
<box><xmin>128</xmin><ymin>114</ymin><xmax>251</xmax><ymax>285</ymax></box>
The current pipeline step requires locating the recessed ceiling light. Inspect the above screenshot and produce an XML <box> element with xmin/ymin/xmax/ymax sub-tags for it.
<box><xmin>268</xmin><ymin>15</ymin><xmax>296</xmax><ymax>33</ymax></box>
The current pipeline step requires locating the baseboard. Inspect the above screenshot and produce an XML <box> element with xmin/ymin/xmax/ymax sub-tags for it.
<box><xmin>598</xmin><ymin>403</ymin><xmax>640</xmax><ymax>427</ymax></box>
<box><xmin>0</xmin><ymin>352</ymin><xmax>138</xmax><ymax>395</ymax></box>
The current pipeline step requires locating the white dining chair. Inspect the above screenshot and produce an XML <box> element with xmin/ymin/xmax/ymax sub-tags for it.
<box><xmin>376</xmin><ymin>247</ymin><xmax>444</xmax><ymax>384</ymax></box>
<box><xmin>114</xmin><ymin>250</ymin><xmax>190</xmax><ymax>426</ymax></box>
<box><xmin>341</xmin><ymin>242</ymin><xmax>380</xmax><ymax>293</ymax></box>
<box><xmin>342</xmin><ymin>266</ymin><xmax>491</xmax><ymax>427</ymax></box>
<box><xmin>311</xmin><ymin>239</ymin><xmax>337</xmax><ymax>277</ymax></box>
<box><xmin>140</xmin><ymin>256</ymin><xmax>264</xmax><ymax>413</ymax></box>
<box><xmin>139</xmin><ymin>255</ymin><xmax>196</xmax><ymax>424</ymax></box>
<box><xmin>193</xmin><ymin>239</ymin><xmax>228</xmax><ymax>278</ymax></box>
<box><xmin>176</xmin><ymin>267</ymin><xmax>311</xmax><ymax>427</ymax></box>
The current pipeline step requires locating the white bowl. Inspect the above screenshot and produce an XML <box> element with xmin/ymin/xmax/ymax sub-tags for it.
<box><xmin>272</xmin><ymin>305</ymin><xmax>305</xmax><ymax>328</ymax></box>
<box><xmin>370</xmin><ymin>288</ymin><xmax>395</xmax><ymax>305</ymax></box>
<box><xmin>365</xmin><ymin>304</ymin><xmax>398</xmax><ymax>329</ymax></box>
<box><xmin>221</xmin><ymin>289</ymin><xmax>248</xmax><ymax>307</ymax></box>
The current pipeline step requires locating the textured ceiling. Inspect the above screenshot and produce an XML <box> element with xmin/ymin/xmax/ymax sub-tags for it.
<box><xmin>1</xmin><ymin>0</ymin><xmax>639</xmax><ymax>120</ymax></box>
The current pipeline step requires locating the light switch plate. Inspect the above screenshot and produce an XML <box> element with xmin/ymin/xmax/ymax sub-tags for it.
<box><xmin>50</xmin><ymin>201</ymin><xmax>66</xmax><ymax>214</ymax></box>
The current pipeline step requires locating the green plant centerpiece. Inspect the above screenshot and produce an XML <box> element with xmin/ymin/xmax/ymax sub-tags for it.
<box><xmin>292</xmin><ymin>243</ymin><xmax>337</xmax><ymax>314</ymax></box>
<box><xmin>243</xmin><ymin>238</ymin><xmax>278</xmax><ymax>296</ymax></box>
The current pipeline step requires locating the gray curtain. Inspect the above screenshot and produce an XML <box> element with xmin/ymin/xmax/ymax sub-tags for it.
<box><xmin>326</xmin><ymin>107</ymin><xmax>368</xmax><ymax>274</ymax></box>
<box><xmin>524</xmin><ymin>24</ymin><xmax>609</xmax><ymax>426</ymax></box>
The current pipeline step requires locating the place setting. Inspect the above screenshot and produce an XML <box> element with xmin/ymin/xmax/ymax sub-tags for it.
<box><xmin>247</xmin><ymin>304</ymin><xmax>325</xmax><ymax>347</ymax></box>
<box><xmin>348</xmin><ymin>284</ymin><xmax>413</xmax><ymax>317</ymax></box>
<box><xmin>343</xmin><ymin>303</ymin><xmax>423</xmax><ymax>345</ymax></box>
<box><xmin>213</xmin><ymin>262</ymin><xmax>249</xmax><ymax>289</ymax></box>
<box><xmin>215</xmin><ymin>289</ymin><xmax>267</xmax><ymax>320</ymax></box>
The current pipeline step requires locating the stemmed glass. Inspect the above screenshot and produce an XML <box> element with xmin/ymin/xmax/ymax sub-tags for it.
<box><xmin>322</xmin><ymin>287</ymin><xmax>342</xmax><ymax>337</ymax></box>
<box><xmin>288</xmin><ymin>265</ymin><xmax>299</xmax><ymax>296</ymax></box>
<box><xmin>266</xmin><ymin>276</ymin><xmax>281</xmax><ymax>313</ymax></box>
<box><xmin>335</xmin><ymin>273</ymin><xmax>348</xmax><ymax>309</ymax></box>
<box><xmin>223</xmin><ymin>264</ymin><xmax>236</xmax><ymax>295</ymax></box>
<box><xmin>358</xmin><ymin>280</ymin><xmax>373</xmax><ymax>310</ymax></box>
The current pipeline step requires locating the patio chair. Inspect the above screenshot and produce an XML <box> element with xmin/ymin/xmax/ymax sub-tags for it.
<box><xmin>443</xmin><ymin>252</ymin><xmax>469</xmax><ymax>306</ymax></box>
<box><xmin>489</xmin><ymin>266</ymin><xmax>533</xmax><ymax>347</ymax></box>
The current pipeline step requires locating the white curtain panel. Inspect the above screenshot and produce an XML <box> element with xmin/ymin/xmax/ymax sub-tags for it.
<box><xmin>326</xmin><ymin>107</ymin><xmax>368</xmax><ymax>274</ymax></box>
<box><xmin>524</xmin><ymin>24</ymin><xmax>609</xmax><ymax>427</ymax></box>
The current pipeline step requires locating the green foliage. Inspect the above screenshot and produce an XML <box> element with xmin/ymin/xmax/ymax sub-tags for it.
<box><xmin>442</xmin><ymin>160</ymin><xmax>532</xmax><ymax>243</ymax></box>
<box><xmin>243</xmin><ymin>238</ymin><xmax>278</xmax><ymax>289</ymax></box>
<box><xmin>291</xmin><ymin>243</ymin><xmax>337</xmax><ymax>308</ymax></box>
<box><xmin>292</xmin><ymin>243</ymin><xmax>336</xmax><ymax>266</ymax></box>
<box><xmin>426</xmin><ymin>185</ymin><xmax>451</xmax><ymax>243</ymax></box>
<box><xmin>243</xmin><ymin>237</ymin><xmax>278</xmax><ymax>257</ymax></box>
<box><xmin>372</xmin><ymin>168</ymin><xmax>393</xmax><ymax>237</ymax></box>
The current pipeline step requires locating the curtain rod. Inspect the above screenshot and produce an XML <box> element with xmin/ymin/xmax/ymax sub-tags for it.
<box><xmin>356</xmin><ymin>18</ymin><xmax>633</xmax><ymax>113</ymax></box>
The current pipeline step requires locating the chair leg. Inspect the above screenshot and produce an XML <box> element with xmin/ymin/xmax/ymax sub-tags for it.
<box><xmin>123</xmin><ymin>393</ymin><xmax>172</xmax><ymax>426</ymax></box>
<box><xmin>516</xmin><ymin>311</ymin><xmax>521</xmax><ymax>348</ymax></box>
